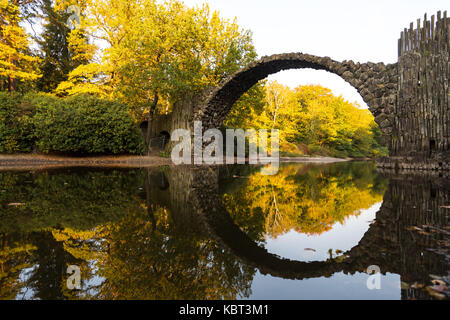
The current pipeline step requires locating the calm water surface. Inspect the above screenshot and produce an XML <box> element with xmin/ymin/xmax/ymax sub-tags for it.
<box><xmin>0</xmin><ymin>162</ymin><xmax>448</xmax><ymax>300</ymax></box>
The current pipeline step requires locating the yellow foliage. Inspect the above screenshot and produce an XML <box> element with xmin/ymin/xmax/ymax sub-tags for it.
<box><xmin>0</xmin><ymin>2</ymin><xmax>41</xmax><ymax>88</ymax></box>
<box><xmin>223</xmin><ymin>164</ymin><xmax>384</xmax><ymax>238</ymax></box>
<box><xmin>226</xmin><ymin>82</ymin><xmax>387</xmax><ymax>158</ymax></box>
<box><xmin>55</xmin><ymin>0</ymin><xmax>256</xmax><ymax>120</ymax></box>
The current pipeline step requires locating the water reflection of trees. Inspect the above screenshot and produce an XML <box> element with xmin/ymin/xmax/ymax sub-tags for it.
<box><xmin>221</xmin><ymin>162</ymin><xmax>387</xmax><ymax>240</ymax></box>
<box><xmin>0</xmin><ymin>169</ymin><xmax>254</xmax><ymax>300</ymax></box>
<box><xmin>214</xmin><ymin>167</ymin><xmax>449</xmax><ymax>299</ymax></box>
<box><xmin>0</xmin><ymin>165</ymin><xmax>447</xmax><ymax>300</ymax></box>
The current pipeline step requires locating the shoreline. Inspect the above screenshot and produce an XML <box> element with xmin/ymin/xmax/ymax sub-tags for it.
<box><xmin>0</xmin><ymin>154</ymin><xmax>355</xmax><ymax>171</ymax></box>
<box><xmin>0</xmin><ymin>154</ymin><xmax>173</xmax><ymax>171</ymax></box>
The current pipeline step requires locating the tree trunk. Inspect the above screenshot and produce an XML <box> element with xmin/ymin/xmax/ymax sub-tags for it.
<box><xmin>8</xmin><ymin>0</ymin><xmax>18</xmax><ymax>93</ymax></box>
<box><xmin>8</xmin><ymin>78</ymin><xmax>16</xmax><ymax>92</ymax></box>
<box><xmin>8</xmin><ymin>54</ymin><xmax>16</xmax><ymax>92</ymax></box>
<box><xmin>146</xmin><ymin>91</ymin><xmax>159</xmax><ymax>155</ymax></box>
<box><xmin>144</xmin><ymin>169</ymin><xmax>156</xmax><ymax>232</ymax></box>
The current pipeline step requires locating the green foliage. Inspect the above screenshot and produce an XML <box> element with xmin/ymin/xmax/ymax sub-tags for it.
<box><xmin>0</xmin><ymin>168</ymin><xmax>254</xmax><ymax>300</ymax></box>
<box><xmin>0</xmin><ymin>92</ymin><xmax>145</xmax><ymax>155</ymax></box>
<box><xmin>0</xmin><ymin>169</ymin><xmax>144</xmax><ymax>233</ymax></box>
<box><xmin>36</xmin><ymin>0</ymin><xmax>86</xmax><ymax>92</ymax></box>
<box><xmin>33</xmin><ymin>94</ymin><xmax>145</xmax><ymax>154</ymax></box>
<box><xmin>224</xmin><ymin>81</ymin><xmax>266</xmax><ymax>129</ymax></box>
<box><xmin>0</xmin><ymin>92</ymin><xmax>35</xmax><ymax>153</ymax></box>
<box><xmin>158</xmin><ymin>151</ymin><xmax>170</xmax><ymax>158</ymax></box>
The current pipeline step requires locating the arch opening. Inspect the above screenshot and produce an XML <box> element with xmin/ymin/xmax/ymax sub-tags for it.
<box><xmin>158</xmin><ymin>131</ymin><xmax>171</xmax><ymax>149</ymax></box>
<box><xmin>197</xmin><ymin>53</ymin><xmax>392</xmax><ymax>131</ymax></box>
<box><xmin>267</xmin><ymin>68</ymin><xmax>369</xmax><ymax>108</ymax></box>
<box><xmin>202</xmin><ymin>54</ymin><xmax>391</xmax><ymax>158</ymax></box>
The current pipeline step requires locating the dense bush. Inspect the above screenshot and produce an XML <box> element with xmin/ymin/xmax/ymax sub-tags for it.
<box><xmin>33</xmin><ymin>95</ymin><xmax>145</xmax><ymax>154</ymax></box>
<box><xmin>0</xmin><ymin>92</ymin><xmax>145</xmax><ymax>155</ymax></box>
<box><xmin>0</xmin><ymin>92</ymin><xmax>35</xmax><ymax>153</ymax></box>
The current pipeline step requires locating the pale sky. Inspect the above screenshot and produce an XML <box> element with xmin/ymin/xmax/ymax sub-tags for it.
<box><xmin>183</xmin><ymin>0</ymin><xmax>448</xmax><ymax>108</ymax></box>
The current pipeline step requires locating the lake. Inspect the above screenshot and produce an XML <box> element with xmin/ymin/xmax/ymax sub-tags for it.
<box><xmin>0</xmin><ymin>161</ymin><xmax>448</xmax><ymax>300</ymax></box>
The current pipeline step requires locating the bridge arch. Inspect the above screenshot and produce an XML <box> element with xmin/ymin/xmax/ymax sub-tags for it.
<box><xmin>186</xmin><ymin>166</ymin><xmax>448</xmax><ymax>281</ymax></box>
<box><xmin>195</xmin><ymin>53</ymin><xmax>397</xmax><ymax>140</ymax></box>
<box><xmin>189</xmin><ymin>167</ymin><xmax>379</xmax><ymax>280</ymax></box>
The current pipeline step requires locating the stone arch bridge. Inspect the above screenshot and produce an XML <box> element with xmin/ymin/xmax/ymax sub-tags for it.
<box><xmin>196</xmin><ymin>53</ymin><xmax>397</xmax><ymax>137</ymax></box>
<box><xmin>150</xmin><ymin>11</ymin><xmax>448</xmax><ymax>171</ymax></box>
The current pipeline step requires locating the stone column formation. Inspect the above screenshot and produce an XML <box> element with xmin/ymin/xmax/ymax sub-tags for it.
<box><xmin>380</xmin><ymin>11</ymin><xmax>448</xmax><ymax>171</ymax></box>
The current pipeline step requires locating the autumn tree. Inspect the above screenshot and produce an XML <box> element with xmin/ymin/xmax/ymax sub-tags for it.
<box><xmin>294</xmin><ymin>85</ymin><xmax>387</xmax><ymax>157</ymax></box>
<box><xmin>35</xmin><ymin>0</ymin><xmax>91</xmax><ymax>92</ymax></box>
<box><xmin>55</xmin><ymin>0</ymin><xmax>257</xmax><ymax>152</ymax></box>
<box><xmin>223</xmin><ymin>162</ymin><xmax>386</xmax><ymax>238</ymax></box>
<box><xmin>224</xmin><ymin>81</ymin><xmax>266</xmax><ymax>130</ymax></box>
<box><xmin>0</xmin><ymin>0</ymin><xmax>40</xmax><ymax>92</ymax></box>
<box><xmin>225</xmin><ymin>82</ymin><xmax>388</xmax><ymax>158</ymax></box>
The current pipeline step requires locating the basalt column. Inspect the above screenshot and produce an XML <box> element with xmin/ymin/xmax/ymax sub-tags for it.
<box><xmin>379</xmin><ymin>11</ymin><xmax>449</xmax><ymax>171</ymax></box>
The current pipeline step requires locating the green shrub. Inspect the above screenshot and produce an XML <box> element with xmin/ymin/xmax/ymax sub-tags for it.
<box><xmin>0</xmin><ymin>92</ymin><xmax>35</xmax><ymax>153</ymax></box>
<box><xmin>0</xmin><ymin>92</ymin><xmax>145</xmax><ymax>155</ymax></box>
<box><xmin>33</xmin><ymin>95</ymin><xmax>145</xmax><ymax>154</ymax></box>
<box><xmin>158</xmin><ymin>151</ymin><xmax>170</xmax><ymax>158</ymax></box>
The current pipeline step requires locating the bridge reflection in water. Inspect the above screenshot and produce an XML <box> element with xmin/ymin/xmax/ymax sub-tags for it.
<box><xmin>0</xmin><ymin>162</ymin><xmax>448</xmax><ymax>300</ymax></box>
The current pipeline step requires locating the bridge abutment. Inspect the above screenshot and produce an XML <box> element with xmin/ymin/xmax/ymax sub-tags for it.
<box><xmin>378</xmin><ymin>11</ymin><xmax>449</xmax><ymax>171</ymax></box>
